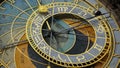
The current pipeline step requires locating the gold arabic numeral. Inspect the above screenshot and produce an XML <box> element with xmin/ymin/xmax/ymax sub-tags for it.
<box><xmin>94</xmin><ymin>44</ymin><xmax>103</xmax><ymax>51</ymax></box>
<box><xmin>76</xmin><ymin>55</ymin><xmax>86</xmax><ymax>63</ymax></box>
<box><xmin>57</xmin><ymin>7</ymin><xmax>68</xmax><ymax>13</ymax></box>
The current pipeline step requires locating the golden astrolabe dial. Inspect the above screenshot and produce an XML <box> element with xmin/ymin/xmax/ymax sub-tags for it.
<box><xmin>26</xmin><ymin>2</ymin><xmax>112</xmax><ymax>67</ymax></box>
<box><xmin>0</xmin><ymin>0</ymin><xmax>120</xmax><ymax>68</ymax></box>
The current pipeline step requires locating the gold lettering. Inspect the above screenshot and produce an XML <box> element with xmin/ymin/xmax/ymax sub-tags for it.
<box><xmin>34</xmin><ymin>35</ymin><xmax>42</xmax><ymax>44</ymax></box>
<box><xmin>78</xmin><ymin>11</ymin><xmax>87</xmax><ymax>16</ymax></box>
<box><xmin>76</xmin><ymin>55</ymin><xmax>86</xmax><ymax>62</ymax></box>
<box><xmin>58</xmin><ymin>54</ymin><xmax>67</xmax><ymax>62</ymax></box>
<box><xmin>87</xmin><ymin>52</ymin><xmax>95</xmax><ymax>57</ymax></box>
<box><xmin>87</xmin><ymin>7</ymin><xmax>94</xmax><ymax>13</ymax></box>
<box><xmin>39</xmin><ymin>42</ymin><xmax>49</xmax><ymax>53</ymax></box>
<box><xmin>96</xmin><ymin>24</ymin><xmax>104</xmax><ymax>33</ymax></box>
<box><xmin>57</xmin><ymin>7</ymin><xmax>68</xmax><ymax>12</ymax></box>
<box><xmin>94</xmin><ymin>44</ymin><xmax>103</xmax><ymax>51</ymax></box>
<box><xmin>32</xmin><ymin>29</ymin><xmax>39</xmax><ymax>35</ymax></box>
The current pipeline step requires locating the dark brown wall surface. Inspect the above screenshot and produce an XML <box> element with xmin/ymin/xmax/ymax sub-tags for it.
<box><xmin>99</xmin><ymin>0</ymin><xmax>120</xmax><ymax>26</ymax></box>
<box><xmin>0</xmin><ymin>0</ymin><xmax>4</xmax><ymax>3</ymax></box>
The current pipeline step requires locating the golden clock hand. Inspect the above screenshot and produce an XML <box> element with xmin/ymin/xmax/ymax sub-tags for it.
<box><xmin>46</xmin><ymin>21</ymin><xmax>51</xmax><ymax>30</ymax></box>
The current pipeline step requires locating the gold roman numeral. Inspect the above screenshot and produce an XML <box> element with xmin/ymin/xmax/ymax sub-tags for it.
<box><xmin>94</xmin><ymin>44</ymin><xmax>103</xmax><ymax>51</ymax></box>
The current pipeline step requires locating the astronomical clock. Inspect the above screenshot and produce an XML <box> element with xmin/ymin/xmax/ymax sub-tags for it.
<box><xmin>0</xmin><ymin>0</ymin><xmax>120</xmax><ymax>68</ymax></box>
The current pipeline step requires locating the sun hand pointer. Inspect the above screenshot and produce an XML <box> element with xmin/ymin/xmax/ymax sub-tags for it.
<box><xmin>46</xmin><ymin>21</ymin><xmax>51</xmax><ymax>30</ymax></box>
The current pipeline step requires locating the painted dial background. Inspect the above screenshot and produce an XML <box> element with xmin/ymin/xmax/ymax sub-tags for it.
<box><xmin>0</xmin><ymin>0</ymin><xmax>120</xmax><ymax>68</ymax></box>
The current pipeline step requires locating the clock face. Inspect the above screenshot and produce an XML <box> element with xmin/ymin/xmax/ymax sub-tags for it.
<box><xmin>0</xmin><ymin>0</ymin><xmax>120</xmax><ymax>68</ymax></box>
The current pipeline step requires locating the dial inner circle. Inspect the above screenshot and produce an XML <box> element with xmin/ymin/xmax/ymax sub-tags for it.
<box><xmin>42</xmin><ymin>13</ymin><xmax>95</xmax><ymax>54</ymax></box>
